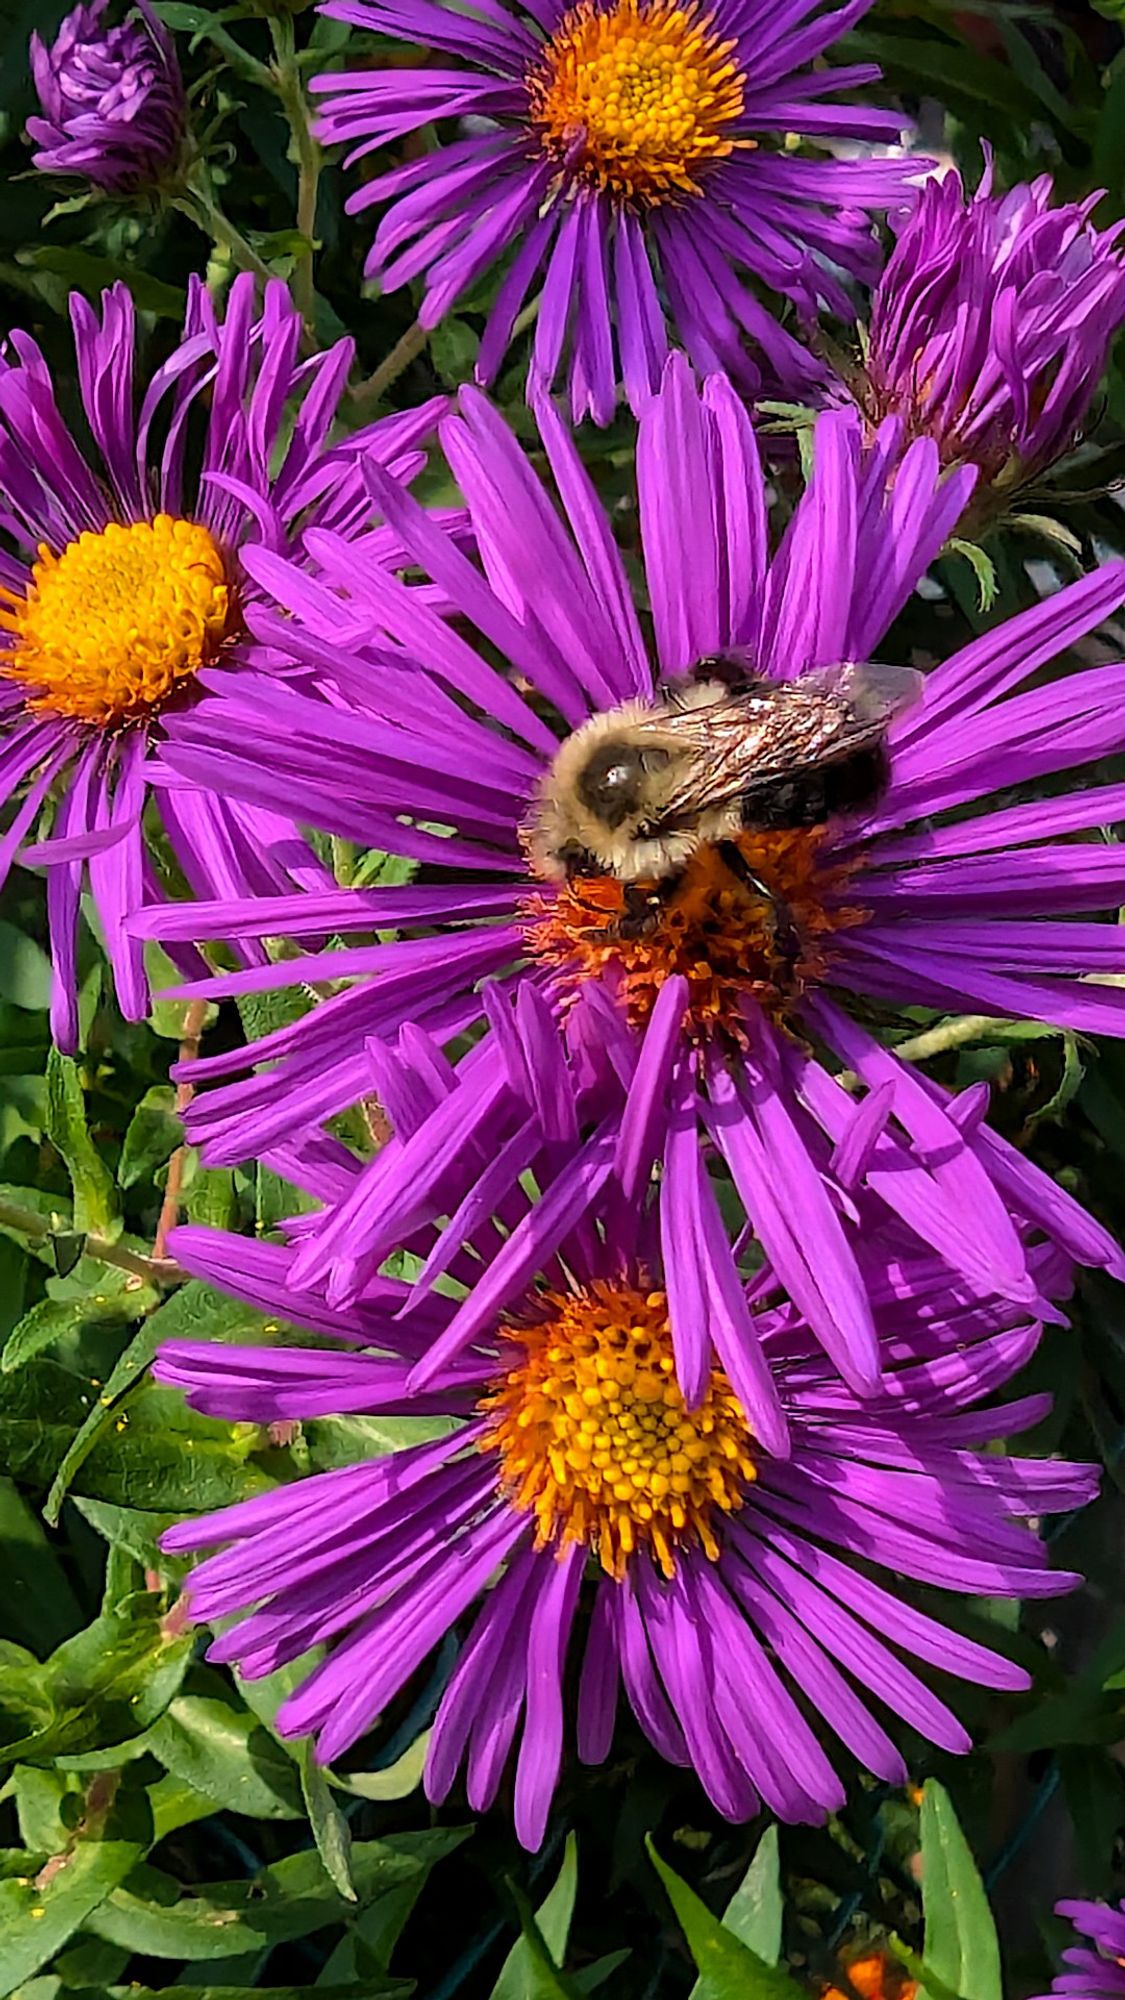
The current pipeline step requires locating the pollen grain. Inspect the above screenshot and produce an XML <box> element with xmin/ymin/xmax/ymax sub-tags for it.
<box><xmin>527</xmin><ymin>0</ymin><xmax>750</xmax><ymax>204</ymax></box>
<box><xmin>0</xmin><ymin>515</ymin><xmax>233</xmax><ymax>727</ymax></box>
<box><xmin>481</xmin><ymin>1280</ymin><xmax>755</xmax><ymax>1579</ymax></box>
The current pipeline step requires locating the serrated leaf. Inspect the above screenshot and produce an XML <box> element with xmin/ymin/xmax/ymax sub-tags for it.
<box><xmin>300</xmin><ymin>1744</ymin><xmax>356</xmax><ymax>1901</ymax></box>
<box><xmin>690</xmin><ymin>1827</ymin><xmax>782</xmax><ymax>1993</ymax></box>
<box><xmin>492</xmin><ymin>1834</ymin><xmax>578</xmax><ymax>2000</ymax></box>
<box><xmin>148</xmin><ymin>1695</ymin><xmax>304</xmax><ymax>1821</ymax></box>
<box><xmin>44</xmin><ymin>1052</ymin><xmax>117</xmax><ymax>1239</ymax></box>
<box><xmin>918</xmin><ymin>1781</ymin><xmax>1002</xmax><ymax>2000</ymax></box>
<box><xmin>647</xmin><ymin>1839</ymin><xmax>804</xmax><ymax>2000</ymax></box>
<box><xmin>118</xmin><ymin>1089</ymin><xmax>181</xmax><ymax>1190</ymax></box>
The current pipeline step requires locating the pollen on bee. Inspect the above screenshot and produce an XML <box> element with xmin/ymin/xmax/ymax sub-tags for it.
<box><xmin>523</xmin><ymin>826</ymin><xmax>867</xmax><ymax>1039</ymax></box>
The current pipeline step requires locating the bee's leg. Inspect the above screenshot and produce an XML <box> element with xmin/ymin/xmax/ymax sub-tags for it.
<box><xmin>717</xmin><ymin>841</ymin><xmax>801</xmax><ymax>965</ymax></box>
<box><xmin>615</xmin><ymin>880</ymin><xmax>670</xmax><ymax>941</ymax></box>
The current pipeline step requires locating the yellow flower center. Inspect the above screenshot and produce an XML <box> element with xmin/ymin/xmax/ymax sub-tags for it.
<box><xmin>481</xmin><ymin>1280</ymin><xmax>756</xmax><ymax>1579</ymax></box>
<box><xmin>527</xmin><ymin>0</ymin><xmax>750</xmax><ymax>204</ymax></box>
<box><xmin>525</xmin><ymin>827</ymin><xmax>867</xmax><ymax>1042</ymax></box>
<box><xmin>0</xmin><ymin>515</ymin><xmax>233</xmax><ymax>727</ymax></box>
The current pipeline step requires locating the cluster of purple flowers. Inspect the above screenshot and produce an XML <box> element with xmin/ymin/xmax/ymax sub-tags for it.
<box><xmin>9</xmin><ymin>0</ymin><xmax>1125</xmax><ymax>1946</ymax></box>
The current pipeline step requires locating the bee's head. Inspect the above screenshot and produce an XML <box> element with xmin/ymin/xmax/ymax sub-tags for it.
<box><xmin>524</xmin><ymin>699</ymin><xmax>686</xmax><ymax>884</ymax></box>
<box><xmin>576</xmin><ymin>739</ymin><xmax>651</xmax><ymax>829</ymax></box>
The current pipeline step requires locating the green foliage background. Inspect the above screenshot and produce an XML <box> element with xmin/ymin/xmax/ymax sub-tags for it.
<box><xmin>3</xmin><ymin>0</ymin><xmax>1125</xmax><ymax>1992</ymax></box>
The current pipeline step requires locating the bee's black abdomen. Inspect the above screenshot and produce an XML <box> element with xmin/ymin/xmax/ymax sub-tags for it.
<box><xmin>739</xmin><ymin>743</ymin><xmax>890</xmax><ymax>830</ymax></box>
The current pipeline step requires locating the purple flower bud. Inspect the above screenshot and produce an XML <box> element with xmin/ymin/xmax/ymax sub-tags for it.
<box><xmin>27</xmin><ymin>0</ymin><xmax>186</xmax><ymax>194</ymax></box>
<box><xmin>863</xmin><ymin>158</ymin><xmax>1125</xmax><ymax>485</ymax></box>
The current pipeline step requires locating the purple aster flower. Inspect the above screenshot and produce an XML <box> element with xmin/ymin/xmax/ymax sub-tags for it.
<box><xmin>0</xmin><ymin>276</ymin><xmax>442</xmax><ymax>1047</ymax></box>
<box><xmin>138</xmin><ymin>359</ymin><xmax>1125</xmax><ymax>1406</ymax></box>
<box><xmin>156</xmin><ymin>1186</ymin><xmax>1096</xmax><ymax>1851</ymax></box>
<box><xmin>310</xmin><ymin>0</ymin><xmax>917</xmax><ymax>420</ymax></box>
<box><xmin>28</xmin><ymin>0</ymin><xmax>186</xmax><ymax>193</ymax></box>
<box><xmin>1037</xmin><ymin>1902</ymin><xmax>1125</xmax><ymax>2000</ymax></box>
<box><xmin>856</xmin><ymin>159</ymin><xmax>1125</xmax><ymax>493</ymax></box>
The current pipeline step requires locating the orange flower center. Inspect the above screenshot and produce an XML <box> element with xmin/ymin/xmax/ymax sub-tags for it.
<box><xmin>823</xmin><ymin>1955</ymin><xmax>919</xmax><ymax>2000</ymax></box>
<box><xmin>526</xmin><ymin>0</ymin><xmax>750</xmax><ymax>203</ymax></box>
<box><xmin>480</xmin><ymin>1281</ymin><xmax>755</xmax><ymax>1579</ymax></box>
<box><xmin>524</xmin><ymin>826</ymin><xmax>865</xmax><ymax>1041</ymax></box>
<box><xmin>0</xmin><ymin>516</ymin><xmax>233</xmax><ymax>727</ymax></box>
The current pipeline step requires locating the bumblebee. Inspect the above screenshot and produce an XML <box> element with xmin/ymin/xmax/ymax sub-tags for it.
<box><xmin>525</xmin><ymin>660</ymin><xmax>922</xmax><ymax>943</ymax></box>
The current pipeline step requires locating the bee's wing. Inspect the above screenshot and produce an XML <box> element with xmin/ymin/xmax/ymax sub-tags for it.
<box><xmin>793</xmin><ymin>660</ymin><xmax>924</xmax><ymax>729</ymax></box>
<box><xmin>640</xmin><ymin>664</ymin><xmax>922</xmax><ymax>823</ymax></box>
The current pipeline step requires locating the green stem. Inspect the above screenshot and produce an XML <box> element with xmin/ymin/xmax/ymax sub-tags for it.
<box><xmin>270</xmin><ymin>16</ymin><xmax>322</xmax><ymax>331</ymax></box>
<box><xmin>349</xmin><ymin>318</ymin><xmax>431</xmax><ymax>410</ymax></box>
<box><xmin>890</xmin><ymin>1013</ymin><xmax>1012</xmax><ymax>1064</ymax></box>
<box><xmin>835</xmin><ymin>1014</ymin><xmax>1012</xmax><ymax>1094</ymax></box>
<box><xmin>174</xmin><ymin>184</ymin><xmax>272</xmax><ymax>287</ymax></box>
<box><xmin>0</xmin><ymin>1198</ymin><xmax>181</xmax><ymax>1288</ymax></box>
<box><xmin>331</xmin><ymin>836</ymin><xmax>357</xmax><ymax>887</ymax></box>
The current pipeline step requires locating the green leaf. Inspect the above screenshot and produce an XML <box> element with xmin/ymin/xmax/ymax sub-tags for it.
<box><xmin>105</xmin><ymin>1986</ymin><xmax>411</xmax><ymax>1999</ymax></box>
<box><xmin>946</xmin><ymin>539</ymin><xmax>998</xmax><ymax>614</ymax></box>
<box><xmin>300</xmin><ymin>1745</ymin><xmax>356</xmax><ymax>1901</ymax></box>
<box><xmin>990</xmin><ymin>1687</ymin><xmax>1122</xmax><ymax>1753</ymax></box>
<box><xmin>183</xmin><ymin>1164</ymin><xmax>240</xmax><ymax>1232</ymax></box>
<box><xmin>42</xmin><ymin>1280</ymin><xmax>265</xmax><ymax>1525</ymax></box>
<box><xmin>491</xmin><ymin>1833</ymin><xmax>578</xmax><ymax>1999</ymax></box>
<box><xmin>886</xmin><ymin>1936</ymin><xmax>969</xmax><ymax>2000</ymax></box>
<box><xmin>430</xmin><ymin>316</ymin><xmax>481</xmax><ymax>387</ymax></box>
<box><xmin>690</xmin><ymin>1827</ymin><xmax>782</xmax><ymax>1994</ymax></box>
<box><xmin>505</xmin><ymin>1881</ymin><xmax>583</xmax><ymax>2000</ymax></box>
<box><xmin>44</xmin><ymin>1052</ymin><xmax>117</xmax><ymax>1239</ymax></box>
<box><xmin>25</xmin><ymin>250</ymin><xmax>186</xmax><ymax>319</ymax></box>
<box><xmin>118</xmin><ymin>1089</ymin><xmax>182</xmax><ymax>1190</ymax></box>
<box><xmin>1011</xmin><ymin>512</ymin><xmax>1084</xmax><ymax>561</ymax></box>
<box><xmin>2</xmin><ymin>1277</ymin><xmax>156</xmax><ymax>1375</ymax></box>
<box><xmin>57</xmin><ymin>1384</ymin><xmax>270</xmax><ymax>1517</ymax></box>
<box><xmin>334</xmin><ymin>1730</ymin><xmax>428</xmax><ymax>1802</ymax></box>
<box><xmin>305</xmin><ymin>1411</ymin><xmax>456</xmax><ymax>1471</ymax></box>
<box><xmin>575</xmin><ymin>1952</ymin><xmax>631</xmax><ymax>1992</ymax></box>
<box><xmin>147</xmin><ymin>1695</ymin><xmax>304</xmax><ymax>1821</ymax></box>
<box><xmin>0</xmin><ymin>1839</ymin><xmax>144</xmax><ymax>1998</ymax></box>
<box><xmin>89</xmin><ymin>1831</ymin><xmax>469</xmax><ymax>1960</ymax></box>
<box><xmin>0</xmin><ymin>928</ymin><xmax>52</xmax><ymax>1013</ymax></box>
<box><xmin>647</xmin><ymin>1839</ymin><xmax>804</xmax><ymax>2000</ymax></box>
<box><xmin>918</xmin><ymin>1782</ymin><xmax>1002</xmax><ymax>2000</ymax></box>
<box><xmin>0</xmin><ymin>1592</ymin><xmax>193</xmax><ymax>1766</ymax></box>
<box><xmin>71</xmin><ymin>1498</ymin><xmax>179</xmax><ymax>1572</ymax></box>
<box><xmin>145</xmin><ymin>954</ymin><xmax>219</xmax><ymax>1042</ymax></box>
<box><xmin>0</xmin><ymin>1479</ymin><xmax>81</xmax><ymax>1653</ymax></box>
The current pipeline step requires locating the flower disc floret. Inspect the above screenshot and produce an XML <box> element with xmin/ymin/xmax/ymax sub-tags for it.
<box><xmin>0</xmin><ymin>515</ymin><xmax>232</xmax><ymax>727</ymax></box>
<box><xmin>481</xmin><ymin>1280</ymin><xmax>756</xmax><ymax>1577</ymax></box>
<box><xmin>525</xmin><ymin>827</ymin><xmax>865</xmax><ymax>1039</ymax></box>
<box><xmin>527</xmin><ymin>0</ymin><xmax>748</xmax><ymax>203</ymax></box>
